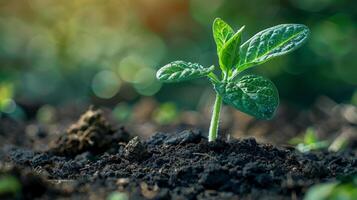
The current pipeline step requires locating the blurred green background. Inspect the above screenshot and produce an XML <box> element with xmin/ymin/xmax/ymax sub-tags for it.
<box><xmin>0</xmin><ymin>0</ymin><xmax>356</xmax><ymax>122</ymax></box>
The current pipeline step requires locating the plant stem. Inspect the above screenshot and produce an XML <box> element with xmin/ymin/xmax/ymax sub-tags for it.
<box><xmin>208</xmin><ymin>93</ymin><xmax>223</xmax><ymax>142</ymax></box>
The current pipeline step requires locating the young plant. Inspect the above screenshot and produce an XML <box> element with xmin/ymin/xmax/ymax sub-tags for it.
<box><xmin>304</xmin><ymin>177</ymin><xmax>357</xmax><ymax>200</ymax></box>
<box><xmin>156</xmin><ymin>18</ymin><xmax>310</xmax><ymax>142</ymax></box>
<box><xmin>289</xmin><ymin>127</ymin><xmax>329</xmax><ymax>153</ymax></box>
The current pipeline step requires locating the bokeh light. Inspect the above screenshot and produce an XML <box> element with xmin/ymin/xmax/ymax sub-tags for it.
<box><xmin>190</xmin><ymin>0</ymin><xmax>224</xmax><ymax>25</ymax></box>
<box><xmin>133</xmin><ymin>68</ymin><xmax>162</xmax><ymax>96</ymax></box>
<box><xmin>36</xmin><ymin>105</ymin><xmax>56</xmax><ymax>124</ymax></box>
<box><xmin>91</xmin><ymin>70</ymin><xmax>121</xmax><ymax>99</ymax></box>
<box><xmin>113</xmin><ymin>102</ymin><xmax>132</xmax><ymax>122</ymax></box>
<box><xmin>153</xmin><ymin>102</ymin><xmax>178</xmax><ymax>125</ymax></box>
<box><xmin>0</xmin><ymin>99</ymin><xmax>16</xmax><ymax>114</ymax></box>
<box><xmin>0</xmin><ymin>82</ymin><xmax>15</xmax><ymax>113</ymax></box>
<box><xmin>117</xmin><ymin>55</ymin><xmax>146</xmax><ymax>83</ymax></box>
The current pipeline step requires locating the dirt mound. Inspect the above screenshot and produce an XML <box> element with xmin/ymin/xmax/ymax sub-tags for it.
<box><xmin>49</xmin><ymin>106</ymin><xmax>130</xmax><ymax>156</ymax></box>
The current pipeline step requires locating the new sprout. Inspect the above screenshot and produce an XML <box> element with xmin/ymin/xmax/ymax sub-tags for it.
<box><xmin>156</xmin><ymin>18</ymin><xmax>310</xmax><ymax>141</ymax></box>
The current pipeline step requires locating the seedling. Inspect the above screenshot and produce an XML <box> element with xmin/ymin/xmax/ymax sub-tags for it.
<box><xmin>290</xmin><ymin>127</ymin><xmax>329</xmax><ymax>153</ymax></box>
<box><xmin>304</xmin><ymin>177</ymin><xmax>357</xmax><ymax>200</ymax></box>
<box><xmin>156</xmin><ymin>18</ymin><xmax>310</xmax><ymax>141</ymax></box>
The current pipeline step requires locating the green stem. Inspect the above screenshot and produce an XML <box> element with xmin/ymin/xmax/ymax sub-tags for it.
<box><xmin>208</xmin><ymin>93</ymin><xmax>223</xmax><ymax>142</ymax></box>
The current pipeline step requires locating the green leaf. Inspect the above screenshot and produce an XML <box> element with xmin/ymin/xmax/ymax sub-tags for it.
<box><xmin>237</xmin><ymin>24</ymin><xmax>310</xmax><ymax>72</ymax></box>
<box><xmin>0</xmin><ymin>175</ymin><xmax>21</xmax><ymax>196</ymax></box>
<box><xmin>304</xmin><ymin>182</ymin><xmax>337</xmax><ymax>200</ymax></box>
<box><xmin>213</xmin><ymin>18</ymin><xmax>234</xmax><ymax>54</ymax></box>
<box><xmin>156</xmin><ymin>61</ymin><xmax>214</xmax><ymax>83</ymax></box>
<box><xmin>215</xmin><ymin>75</ymin><xmax>279</xmax><ymax>119</ymax></box>
<box><xmin>219</xmin><ymin>26</ymin><xmax>245</xmax><ymax>71</ymax></box>
<box><xmin>304</xmin><ymin>127</ymin><xmax>318</xmax><ymax>145</ymax></box>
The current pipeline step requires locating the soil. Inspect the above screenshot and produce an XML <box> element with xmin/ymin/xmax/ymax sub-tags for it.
<box><xmin>1</xmin><ymin>107</ymin><xmax>357</xmax><ymax>200</ymax></box>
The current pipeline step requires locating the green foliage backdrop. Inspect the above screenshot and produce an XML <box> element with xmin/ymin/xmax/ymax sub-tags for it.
<box><xmin>0</xmin><ymin>0</ymin><xmax>356</xmax><ymax>113</ymax></box>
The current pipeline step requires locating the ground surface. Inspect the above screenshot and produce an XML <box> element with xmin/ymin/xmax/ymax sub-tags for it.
<box><xmin>1</xmin><ymin>107</ymin><xmax>357</xmax><ymax>200</ymax></box>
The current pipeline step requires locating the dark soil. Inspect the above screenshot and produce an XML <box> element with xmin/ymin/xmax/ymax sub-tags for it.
<box><xmin>1</xmin><ymin>107</ymin><xmax>357</xmax><ymax>200</ymax></box>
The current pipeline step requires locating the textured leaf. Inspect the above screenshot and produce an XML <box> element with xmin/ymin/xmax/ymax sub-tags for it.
<box><xmin>213</xmin><ymin>18</ymin><xmax>234</xmax><ymax>54</ymax></box>
<box><xmin>219</xmin><ymin>26</ymin><xmax>245</xmax><ymax>71</ymax></box>
<box><xmin>156</xmin><ymin>61</ymin><xmax>214</xmax><ymax>83</ymax></box>
<box><xmin>237</xmin><ymin>24</ymin><xmax>310</xmax><ymax>72</ymax></box>
<box><xmin>215</xmin><ymin>75</ymin><xmax>279</xmax><ymax>119</ymax></box>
